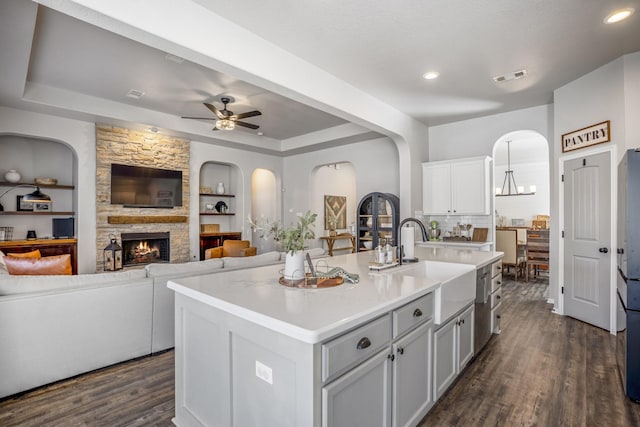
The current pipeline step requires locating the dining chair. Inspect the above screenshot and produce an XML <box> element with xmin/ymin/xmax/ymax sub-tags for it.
<box><xmin>526</xmin><ymin>229</ymin><xmax>549</xmax><ymax>280</ymax></box>
<box><xmin>496</xmin><ymin>229</ymin><xmax>526</xmax><ymax>280</ymax></box>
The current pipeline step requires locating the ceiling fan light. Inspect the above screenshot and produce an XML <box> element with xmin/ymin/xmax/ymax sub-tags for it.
<box><xmin>216</xmin><ymin>119</ymin><xmax>235</xmax><ymax>130</ymax></box>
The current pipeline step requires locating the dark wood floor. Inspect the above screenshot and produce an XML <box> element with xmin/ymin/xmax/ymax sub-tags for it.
<box><xmin>2</xmin><ymin>276</ymin><xmax>639</xmax><ymax>426</ymax></box>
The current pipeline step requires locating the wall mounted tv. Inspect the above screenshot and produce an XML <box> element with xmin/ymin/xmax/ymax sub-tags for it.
<box><xmin>110</xmin><ymin>163</ymin><xmax>183</xmax><ymax>208</ymax></box>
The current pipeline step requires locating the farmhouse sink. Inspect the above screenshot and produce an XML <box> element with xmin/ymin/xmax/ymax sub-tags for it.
<box><xmin>387</xmin><ymin>260</ymin><xmax>476</xmax><ymax>324</ymax></box>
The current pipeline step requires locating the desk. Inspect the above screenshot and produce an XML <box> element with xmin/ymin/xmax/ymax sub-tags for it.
<box><xmin>0</xmin><ymin>238</ymin><xmax>78</xmax><ymax>274</ymax></box>
<box><xmin>319</xmin><ymin>235</ymin><xmax>356</xmax><ymax>256</ymax></box>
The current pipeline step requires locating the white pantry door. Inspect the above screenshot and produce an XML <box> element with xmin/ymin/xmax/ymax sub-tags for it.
<box><xmin>563</xmin><ymin>151</ymin><xmax>611</xmax><ymax>330</ymax></box>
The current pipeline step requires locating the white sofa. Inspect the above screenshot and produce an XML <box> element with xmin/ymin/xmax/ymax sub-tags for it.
<box><xmin>0</xmin><ymin>248</ymin><xmax>326</xmax><ymax>398</ymax></box>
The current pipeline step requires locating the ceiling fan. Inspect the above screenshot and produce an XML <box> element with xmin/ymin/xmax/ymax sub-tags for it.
<box><xmin>181</xmin><ymin>97</ymin><xmax>262</xmax><ymax>131</ymax></box>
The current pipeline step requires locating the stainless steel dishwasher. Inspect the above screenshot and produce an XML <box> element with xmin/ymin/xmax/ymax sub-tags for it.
<box><xmin>474</xmin><ymin>263</ymin><xmax>492</xmax><ymax>353</ymax></box>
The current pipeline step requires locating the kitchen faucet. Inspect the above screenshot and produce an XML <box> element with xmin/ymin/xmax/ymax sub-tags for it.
<box><xmin>397</xmin><ymin>218</ymin><xmax>429</xmax><ymax>265</ymax></box>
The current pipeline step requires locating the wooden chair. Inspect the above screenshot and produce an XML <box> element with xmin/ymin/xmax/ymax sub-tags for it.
<box><xmin>205</xmin><ymin>240</ymin><xmax>257</xmax><ymax>259</ymax></box>
<box><xmin>526</xmin><ymin>229</ymin><xmax>549</xmax><ymax>281</ymax></box>
<box><xmin>496</xmin><ymin>229</ymin><xmax>526</xmax><ymax>280</ymax></box>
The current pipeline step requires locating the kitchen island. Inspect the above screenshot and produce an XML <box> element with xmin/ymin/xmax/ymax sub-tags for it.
<box><xmin>168</xmin><ymin>247</ymin><xmax>502</xmax><ymax>427</ymax></box>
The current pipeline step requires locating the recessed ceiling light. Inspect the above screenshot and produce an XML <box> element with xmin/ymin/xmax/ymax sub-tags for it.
<box><xmin>422</xmin><ymin>71</ymin><xmax>440</xmax><ymax>80</ymax></box>
<box><xmin>257</xmin><ymin>131</ymin><xmax>264</xmax><ymax>136</ymax></box>
<box><xmin>126</xmin><ymin>89</ymin><xmax>145</xmax><ymax>99</ymax></box>
<box><xmin>604</xmin><ymin>8</ymin><xmax>634</xmax><ymax>24</ymax></box>
<box><xmin>149</xmin><ymin>127</ymin><xmax>158</xmax><ymax>133</ymax></box>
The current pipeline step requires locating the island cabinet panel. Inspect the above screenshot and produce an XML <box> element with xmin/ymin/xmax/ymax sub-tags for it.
<box><xmin>391</xmin><ymin>320</ymin><xmax>434</xmax><ymax>427</ymax></box>
<box><xmin>322</xmin><ymin>349</ymin><xmax>392</xmax><ymax>427</ymax></box>
<box><xmin>173</xmin><ymin>293</ymin><xmax>320</xmax><ymax>427</ymax></box>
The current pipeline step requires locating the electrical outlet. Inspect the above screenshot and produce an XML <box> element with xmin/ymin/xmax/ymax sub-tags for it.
<box><xmin>255</xmin><ymin>360</ymin><xmax>273</xmax><ymax>384</ymax></box>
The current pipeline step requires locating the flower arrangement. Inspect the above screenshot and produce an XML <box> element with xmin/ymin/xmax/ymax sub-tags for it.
<box><xmin>248</xmin><ymin>210</ymin><xmax>317</xmax><ymax>254</ymax></box>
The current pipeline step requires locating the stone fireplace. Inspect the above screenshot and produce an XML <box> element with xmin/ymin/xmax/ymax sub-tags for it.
<box><xmin>95</xmin><ymin>125</ymin><xmax>191</xmax><ymax>270</ymax></box>
<box><xmin>121</xmin><ymin>232</ymin><xmax>170</xmax><ymax>266</ymax></box>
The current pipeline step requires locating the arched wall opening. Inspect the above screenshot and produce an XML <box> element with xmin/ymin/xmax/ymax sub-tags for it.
<box><xmin>310</xmin><ymin>162</ymin><xmax>356</xmax><ymax>250</ymax></box>
<box><xmin>0</xmin><ymin>134</ymin><xmax>77</xmax><ymax>240</ymax></box>
<box><xmin>493</xmin><ymin>130</ymin><xmax>550</xmax><ymax>228</ymax></box>
<box><xmin>251</xmin><ymin>168</ymin><xmax>278</xmax><ymax>253</ymax></box>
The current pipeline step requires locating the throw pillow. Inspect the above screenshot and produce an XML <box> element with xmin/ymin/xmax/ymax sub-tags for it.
<box><xmin>7</xmin><ymin>249</ymin><xmax>42</xmax><ymax>259</ymax></box>
<box><xmin>4</xmin><ymin>254</ymin><xmax>72</xmax><ymax>275</ymax></box>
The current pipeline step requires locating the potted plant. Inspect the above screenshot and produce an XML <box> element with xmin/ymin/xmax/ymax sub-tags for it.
<box><xmin>248</xmin><ymin>210</ymin><xmax>317</xmax><ymax>280</ymax></box>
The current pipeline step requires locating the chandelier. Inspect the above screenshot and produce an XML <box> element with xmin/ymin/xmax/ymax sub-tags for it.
<box><xmin>496</xmin><ymin>140</ymin><xmax>536</xmax><ymax>197</ymax></box>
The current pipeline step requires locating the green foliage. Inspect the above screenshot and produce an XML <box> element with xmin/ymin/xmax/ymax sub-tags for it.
<box><xmin>248</xmin><ymin>210</ymin><xmax>317</xmax><ymax>254</ymax></box>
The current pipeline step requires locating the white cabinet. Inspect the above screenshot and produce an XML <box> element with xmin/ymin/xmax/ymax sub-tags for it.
<box><xmin>433</xmin><ymin>304</ymin><xmax>474</xmax><ymax>400</ymax></box>
<box><xmin>391</xmin><ymin>320</ymin><xmax>433</xmax><ymax>427</ymax></box>
<box><xmin>422</xmin><ymin>157</ymin><xmax>491</xmax><ymax>215</ymax></box>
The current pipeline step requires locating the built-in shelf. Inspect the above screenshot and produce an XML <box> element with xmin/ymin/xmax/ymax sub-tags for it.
<box><xmin>200</xmin><ymin>193</ymin><xmax>235</xmax><ymax>198</ymax></box>
<box><xmin>0</xmin><ymin>211</ymin><xmax>75</xmax><ymax>216</ymax></box>
<box><xmin>0</xmin><ymin>181</ymin><xmax>75</xmax><ymax>190</ymax></box>
<box><xmin>200</xmin><ymin>212</ymin><xmax>235</xmax><ymax>216</ymax></box>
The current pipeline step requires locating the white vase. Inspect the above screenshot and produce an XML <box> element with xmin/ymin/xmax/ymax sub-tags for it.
<box><xmin>4</xmin><ymin>169</ymin><xmax>20</xmax><ymax>183</ymax></box>
<box><xmin>283</xmin><ymin>250</ymin><xmax>305</xmax><ymax>280</ymax></box>
<box><xmin>216</xmin><ymin>182</ymin><xmax>225</xmax><ymax>194</ymax></box>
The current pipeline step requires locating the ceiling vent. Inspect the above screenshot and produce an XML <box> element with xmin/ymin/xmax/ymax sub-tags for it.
<box><xmin>493</xmin><ymin>69</ymin><xmax>528</xmax><ymax>83</ymax></box>
<box><xmin>126</xmin><ymin>89</ymin><xmax>145</xmax><ymax>99</ymax></box>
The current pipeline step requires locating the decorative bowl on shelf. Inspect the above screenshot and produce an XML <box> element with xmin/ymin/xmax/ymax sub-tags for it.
<box><xmin>363</xmin><ymin>241</ymin><xmax>373</xmax><ymax>249</ymax></box>
<box><xmin>34</xmin><ymin>177</ymin><xmax>57</xmax><ymax>185</ymax></box>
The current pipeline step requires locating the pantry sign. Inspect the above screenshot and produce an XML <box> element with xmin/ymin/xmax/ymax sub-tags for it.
<box><xmin>562</xmin><ymin>120</ymin><xmax>610</xmax><ymax>153</ymax></box>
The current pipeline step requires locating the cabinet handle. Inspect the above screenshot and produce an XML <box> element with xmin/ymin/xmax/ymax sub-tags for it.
<box><xmin>497</xmin><ymin>281</ymin><xmax>501</xmax><ymax>285</ymax></box>
<box><xmin>397</xmin><ymin>347</ymin><xmax>404</xmax><ymax>355</ymax></box>
<box><xmin>413</xmin><ymin>308</ymin><xmax>423</xmax><ymax>318</ymax></box>
<box><xmin>497</xmin><ymin>295</ymin><xmax>501</xmax><ymax>299</ymax></box>
<box><xmin>388</xmin><ymin>354</ymin><xmax>395</xmax><ymax>362</ymax></box>
<box><xmin>497</xmin><ymin>315</ymin><xmax>501</xmax><ymax>319</ymax></box>
<box><xmin>356</xmin><ymin>337</ymin><xmax>371</xmax><ymax>350</ymax></box>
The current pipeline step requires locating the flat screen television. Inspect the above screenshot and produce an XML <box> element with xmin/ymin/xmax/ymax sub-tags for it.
<box><xmin>110</xmin><ymin>163</ymin><xmax>182</xmax><ymax>208</ymax></box>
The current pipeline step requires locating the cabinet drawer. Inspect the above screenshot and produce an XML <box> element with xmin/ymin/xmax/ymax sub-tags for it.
<box><xmin>491</xmin><ymin>261</ymin><xmax>502</xmax><ymax>278</ymax></box>
<box><xmin>491</xmin><ymin>287</ymin><xmax>502</xmax><ymax>308</ymax></box>
<box><xmin>491</xmin><ymin>274</ymin><xmax>502</xmax><ymax>293</ymax></box>
<box><xmin>491</xmin><ymin>302</ymin><xmax>502</xmax><ymax>334</ymax></box>
<box><xmin>322</xmin><ymin>314</ymin><xmax>392</xmax><ymax>383</ymax></box>
<box><xmin>392</xmin><ymin>292</ymin><xmax>434</xmax><ymax>338</ymax></box>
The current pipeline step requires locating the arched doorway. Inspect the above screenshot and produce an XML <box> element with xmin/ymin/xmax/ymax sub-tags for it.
<box><xmin>493</xmin><ymin>130</ymin><xmax>550</xmax><ymax>284</ymax></box>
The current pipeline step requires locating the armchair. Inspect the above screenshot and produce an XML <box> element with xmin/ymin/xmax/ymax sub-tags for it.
<box><xmin>205</xmin><ymin>240</ymin><xmax>257</xmax><ymax>259</ymax></box>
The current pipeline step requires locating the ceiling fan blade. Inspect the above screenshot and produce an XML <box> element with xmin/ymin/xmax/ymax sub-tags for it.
<box><xmin>233</xmin><ymin>110</ymin><xmax>262</xmax><ymax>120</ymax></box>
<box><xmin>181</xmin><ymin>116</ymin><xmax>215</xmax><ymax>120</ymax></box>
<box><xmin>234</xmin><ymin>121</ymin><xmax>260</xmax><ymax>130</ymax></box>
<box><xmin>204</xmin><ymin>102</ymin><xmax>225</xmax><ymax>119</ymax></box>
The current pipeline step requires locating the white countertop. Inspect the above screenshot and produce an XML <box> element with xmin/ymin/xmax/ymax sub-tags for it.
<box><xmin>168</xmin><ymin>248</ymin><xmax>503</xmax><ymax>344</ymax></box>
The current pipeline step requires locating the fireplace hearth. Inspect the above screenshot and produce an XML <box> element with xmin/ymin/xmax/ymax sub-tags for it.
<box><xmin>121</xmin><ymin>232</ymin><xmax>170</xmax><ymax>266</ymax></box>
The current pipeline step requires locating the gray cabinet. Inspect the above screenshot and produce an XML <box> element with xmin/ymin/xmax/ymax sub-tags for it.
<box><xmin>433</xmin><ymin>304</ymin><xmax>474</xmax><ymax>400</ymax></box>
<box><xmin>322</xmin><ymin>349</ymin><xmax>392</xmax><ymax>427</ymax></box>
<box><xmin>391</xmin><ymin>320</ymin><xmax>433</xmax><ymax>427</ymax></box>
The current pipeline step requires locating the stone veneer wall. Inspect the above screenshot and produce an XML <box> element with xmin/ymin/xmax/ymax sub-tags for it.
<box><xmin>95</xmin><ymin>125</ymin><xmax>190</xmax><ymax>270</ymax></box>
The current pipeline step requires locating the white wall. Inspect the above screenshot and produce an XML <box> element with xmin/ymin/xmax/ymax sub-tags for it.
<box><xmin>251</xmin><ymin>168</ymin><xmax>278</xmax><ymax>253</ymax></box>
<box><xmin>190</xmin><ymin>140</ymin><xmax>283</xmax><ymax>260</ymax></box>
<box><xmin>554</xmin><ymin>56</ymin><xmax>626</xmax><ymax>331</ymax></box>
<box><xmin>624</xmin><ymin>52</ymin><xmax>640</xmax><ymax>148</ymax></box>
<box><xmin>0</xmin><ymin>106</ymin><xmax>96</xmax><ymax>273</ymax></box>
<box><xmin>428</xmin><ymin>104</ymin><xmax>552</xmax><ymax>161</ymax></box>
<box><xmin>282</xmin><ymin>136</ymin><xmax>399</xmax><ymax>238</ymax></box>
